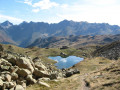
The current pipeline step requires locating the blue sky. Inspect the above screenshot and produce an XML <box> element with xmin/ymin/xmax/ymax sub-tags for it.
<box><xmin>0</xmin><ymin>0</ymin><xmax>120</xmax><ymax>25</ymax></box>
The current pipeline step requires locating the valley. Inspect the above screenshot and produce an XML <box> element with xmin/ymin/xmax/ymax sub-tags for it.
<box><xmin>0</xmin><ymin>40</ymin><xmax>120</xmax><ymax>90</ymax></box>
<box><xmin>0</xmin><ymin>20</ymin><xmax>120</xmax><ymax>90</ymax></box>
<box><xmin>1</xmin><ymin>0</ymin><xmax>120</xmax><ymax>89</ymax></box>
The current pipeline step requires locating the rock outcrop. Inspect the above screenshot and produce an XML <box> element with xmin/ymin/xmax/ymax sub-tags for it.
<box><xmin>93</xmin><ymin>41</ymin><xmax>120</xmax><ymax>60</ymax></box>
<box><xmin>0</xmin><ymin>52</ymin><xmax>53</xmax><ymax>90</ymax></box>
<box><xmin>0</xmin><ymin>46</ymin><xmax>80</xmax><ymax>90</ymax></box>
<box><xmin>62</xmin><ymin>68</ymin><xmax>80</xmax><ymax>77</ymax></box>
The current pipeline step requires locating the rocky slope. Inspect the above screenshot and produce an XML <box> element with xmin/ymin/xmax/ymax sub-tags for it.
<box><xmin>27</xmin><ymin>34</ymin><xmax>120</xmax><ymax>48</ymax></box>
<box><xmin>84</xmin><ymin>59</ymin><xmax>120</xmax><ymax>90</ymax></box>
<box><xmin>0</xmin><ymin>44</ymin><xmax>80</xmax><ymax>90</ymax></box>
<box><xmin>93</xmin><ymin>40</ymin><xmax>120</xmax><ymax>60</ymax></box>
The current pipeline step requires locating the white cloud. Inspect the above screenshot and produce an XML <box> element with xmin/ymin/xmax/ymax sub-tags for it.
<box><xmin>32</xmin><ymin>0</ymin><xmax>59</xmax><ymax>10</ymax></box>
<box><xmin>0</xmin><ymin>14</ymin><xmax>23</xmax><ymax>24</ymax></box>
<box><xmin>60</xmin><ymin>59</ymin><xmax>67</xmax><ymax>63</ymax></box>
<box><xmin>32</xmin><ymin>8</ymin><xmax>40</xmax><ymax>13</ymax></box>
<box><xmin>15</xmin><ymin>0</ymin><xmax>120</xmax><ymax>25</ymax></box>
<box><xmin>57</xmin><ymin>1</ymin><xmax>120</xmax><ymax>25</ymax></box>
<box><xmin>16</xmin><ymin>0</ymin><xmax>32</xmax><ymax>5</ymax></box>
<box><xmin>61</xmin><ymin>4</ymin><xmax>68</xmax><ymax>8</ymax></box>
<box><xmin>84</xmin><ymin>0</ymin><xmax>118</xmax><ymax>5</ymax></box>
<box><xmin>24</xmin><ymin>0</ymin><xmax>32</xmax><ymax>5</ymax></box>
<box><xmin>18</xmin><ymin>0</ymin><xmax>59</xmax><ymax>12</ymax></box>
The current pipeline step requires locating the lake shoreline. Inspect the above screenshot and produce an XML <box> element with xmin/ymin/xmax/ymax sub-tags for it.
<box><xmin>48</xmin><ymin>56</ymin><xmax>84</xmax><ymax>69</ymax></box>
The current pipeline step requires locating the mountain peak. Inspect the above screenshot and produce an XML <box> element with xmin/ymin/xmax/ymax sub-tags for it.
<box><xmin>20</xmin><ymin>21</ymin><xmax>28</xmax><ymax>25</ymax></box>
<box><xmin>1</xmin><ymin>20</ymin><xmax>13</xmax><ymax>28</ymax></box>
<box><xmin>59</xmin><ymin>20</ymin><xmax>70</xmax><ymax>23</ymax></box>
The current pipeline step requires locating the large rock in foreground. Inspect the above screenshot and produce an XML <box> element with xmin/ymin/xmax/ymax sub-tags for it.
<box><xmin>16</xmin><ymin>68</ymin><xmax>31</xmax><ymax>78</ymax></box>
<box><xmin>38</xmin><ymin>81</ymin><xmax>50</xmax><ymax>88</ymax></box>
<box><xmin>16</xmin><ymin>57</ymin><xmax>34</xmax><ymax>73</ymax></box>
<box><xmin>15</xmin><ymin>85</ymin><xmax>24</xmax><ymax>90</ymax></box>
<box><xmin>33</xmin><ymin>69</ymin><xmax>50</xmax><ymax>78</ymax></box>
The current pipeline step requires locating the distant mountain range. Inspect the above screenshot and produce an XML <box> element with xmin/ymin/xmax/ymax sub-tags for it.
<box><xmin>0</xmin><ymin>20</ymin><xmax>120</xmax><ymax>47</ymax></box>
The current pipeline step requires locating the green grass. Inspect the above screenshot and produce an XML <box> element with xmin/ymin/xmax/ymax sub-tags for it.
<box><xmin>27</xmin><ymin>80</ymin><xmax>61</xmax><ymax>90</ymax></box>
<box><xmin>73</xmin><ymin>57</ymin><xmax>113</xmax><ymax>74</ymax></box>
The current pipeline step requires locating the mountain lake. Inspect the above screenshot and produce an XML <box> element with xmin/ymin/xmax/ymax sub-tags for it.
<box><xmin>48</xmin><ymin>56</ymin><xmax>83</xmax><ymax>69</ymax></box>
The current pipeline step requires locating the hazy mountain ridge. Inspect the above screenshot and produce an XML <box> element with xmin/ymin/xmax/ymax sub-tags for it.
<box><xmin>27</xmin><ymin>34</ymin><xmax>120</xmax><ymax>48</ymax></box>
<box><xmin>1</xmin><ymin>20</ymin><xmax>120</xmax><ymax>47</ymax></box>
<box><xmin>0</xmin><ymin>24</ymin><xmax>15</xmax><ymax>44</ymax></box>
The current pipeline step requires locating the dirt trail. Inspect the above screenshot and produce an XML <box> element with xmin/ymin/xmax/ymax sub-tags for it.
<box><xmin>76</xmin><ymin>74</ymin><xmax>89</xmax><ymax>90</ymax></box>
<box><xmin>51</xmin><ymin>73</ymin><xmax>89</xmax><ymax>90</ymax></box>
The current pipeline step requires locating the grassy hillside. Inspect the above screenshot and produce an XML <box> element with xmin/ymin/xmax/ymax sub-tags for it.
<box><xmin>1</xmin><ymin>43</ymin><xmax>120</xmax><ymax>90</ymax></box>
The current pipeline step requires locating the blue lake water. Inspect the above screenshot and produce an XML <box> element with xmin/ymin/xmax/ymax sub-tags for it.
<box><xmin>48</xmin><ymin>56</ymin><xmax>83</xmax><ymax>69</ymax></box>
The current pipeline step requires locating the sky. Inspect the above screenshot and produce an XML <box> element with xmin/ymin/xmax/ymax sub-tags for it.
<box><xmin>0</xmin><ymin>0</ymin><xmax>120</xmax><ymax>25</ymax></box>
